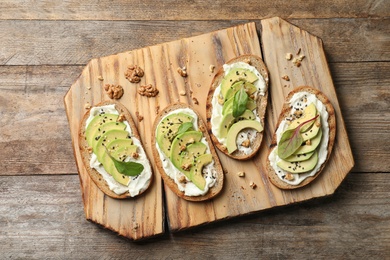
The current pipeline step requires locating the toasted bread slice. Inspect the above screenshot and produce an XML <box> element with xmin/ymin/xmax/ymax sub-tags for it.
<box><xmin>151</xmin><ymin>103</ymin><xmax>224</xmax><ymax>202</ymax></box>
<box><xmin>267</xmin><ymin>86</ymin><xmax>336</xmax><ymax>189</ymax></box>
<box><xmin>206</xmin><ymin>54</ymin><xmax>270</xmax><ymax>160</ymax></box>
<box><xmin>78</xmin><ymin>100</ymin><xmax>153</xmax><ymax>199</ymax></box>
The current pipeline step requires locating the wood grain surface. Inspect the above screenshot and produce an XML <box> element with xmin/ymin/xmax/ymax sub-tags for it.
<box><xmin>0</xmin><ymin>0</ymin><xmax>389</xmax><ymax>258</ymax></box>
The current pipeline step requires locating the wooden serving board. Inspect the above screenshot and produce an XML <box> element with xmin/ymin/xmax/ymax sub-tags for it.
<box><xmin>64</xmin><ymin>17</ymin><xmax>354</xmax><ymax>240</ymax></box>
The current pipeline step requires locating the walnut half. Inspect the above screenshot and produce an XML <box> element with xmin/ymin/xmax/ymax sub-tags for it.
<box><xmin>104</xmin><ymin>84</ymin><xmax>124</xmax><ymax>99</ymax></box>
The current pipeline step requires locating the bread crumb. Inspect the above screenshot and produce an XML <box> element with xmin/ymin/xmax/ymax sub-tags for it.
<box><xmin>296</xmin><ymin>48</ymin><xmax>301</xmax><ymax>55</ymax></box>
<box><xmin>249</xmin><ymin>182</ymin><xmax>257</xmax><ymax>189</ymax></box>
<box><xmin>87</xmin><ymin>147</ymin><xmax>93</xmax><ymax>154</ymax></box>
<box><xmin>179</xmin><ymin>91</ymin><xmax>186</xmax><ymax>96</ymax></box>
<box><xmin>282</xmin><ymin>75</ymin><xmax>290</xmax><ymax>81</ymax></box>
<box><xmin>84</xmin><ymin>102</ymin><xmax>91</xmax><ymax>109</ymax></box>
<box><xmin>298</xmin><ymin>55</ymin><xmax>305</xmax><ymax>61</ymax></box>
<box><xmin>285</xmin><ymin>53</ymin><xmax>293</xmax><ymax>60</ymax></box>
<box><xmin>209</xmin><ymin>64</ymin><xmax>215</xmax><ymax>73</ymax></box>
<box><xmin>98</xmin><ymin>76</ymin><xmax>104</xmax><ymax>81</ymax></box>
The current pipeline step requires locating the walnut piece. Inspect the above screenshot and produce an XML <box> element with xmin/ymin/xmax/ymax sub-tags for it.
<box><xmin>181</xmin><ymin>163</ymin><xmax>192</xmax><ymax>171</ymax></box>
<box><xmin>285</xmin><ymin>173</ymin><xmax>295</xmax><ymax>181</ymax></box>
<box><xmin>293</xmin><ymin>58</ymin><xmax>302</xmax><ymax>67</ymax></box>
<box><xmin>177</xmin><ymin>67</ymin><xmax>188</xmax><ymax>77</ymax></box>
<box><xmin>117</xmin><ymin>113</ymin><xmax>126</xmax><ymax>122</ymax></box>
<box><xmin>135</xmin><ymin>111</ymin><xmax>144</xmax><ymax>122</ymax></box>
<box><xmin>104</xmin><ymin>84</ymin><xmax>124</xmax><ymax>99</ymax></box>
<box><xmin>125</xmin><ymin>65</ymin><xmax>144</xmax><ymax>83</ymax></box>
<box><xmin>138</xmin><ymin>84</ymin><xmax>159</xmax><ymax>97</ymax></box>
<box><xmin>131</xmin><ymin>152</ymin><xmax>139</xmax><ymax>159</ymax></box>
<box><xmin>237</xmin><ymin>171</ymin><xmax>245</xmax><ymax>177</ymax></box>
<box><xmin>178</xmin><ymin>175</ymin><xmax>187</xmax><ymax>183</ymax></box>
<box><xmin>241</xmin><ymin>139</ymin><xmax>250</xmax><ymax>148</ymax></box>
<box><xmin>192</xmin><ymin>97</ymin><xmax>199</xmax><ymax>105</ymax></box>
<box><xmin>282</xmin><ymin>75</ymin><xmax>290</xmax><ymax>81</ymax></box>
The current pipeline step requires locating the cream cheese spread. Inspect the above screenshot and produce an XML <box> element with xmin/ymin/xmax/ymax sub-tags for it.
<box><xmin>86</xmin><ymin>105</ymin><xmax>152</xmax><ymax>197</ymax></box>
<box><xmin>268</xmin><ymin>92</ymin><xmax>330</xmax><ymax>185</ymax></box>
<box><xmin>155</xmin><ymin>108</ymin><xmax>217</xmax><ymax>196</ymax></box>
<box><xmin>210</xmin><ymin>62</ymin><xmax>265</xmax><ymax>153</ymax></box>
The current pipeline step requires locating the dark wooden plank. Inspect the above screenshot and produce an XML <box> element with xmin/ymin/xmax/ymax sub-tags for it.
<box><xmin>0</xmin><ymin>0</ymin><xmax>388</xmax><ymax>20</ymax></box>
<box><xmin>1</xmin><ymin>173</ymin><xmax>389</xmax><ymax>258</ymax></box>
<box><xmin>0</xmin><ymin>61</ymin><xmax>388</xmax><ymax>175</ymax></box>
<box><xmin>0</xmin><ymin>65</ymin><xmax>81</xmax><ymax>175</ymax></box>
<box><xmin>0</xmin><ymin>18</ymin><xmax>388</xmax><ymax>66</ymax></box>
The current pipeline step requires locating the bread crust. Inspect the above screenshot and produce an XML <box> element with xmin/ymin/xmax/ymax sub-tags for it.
<box><xmin>78</xmin><ymin>100</ymin><xmax>152</xmax><ymax>199</ymax></box>
<box><xmin>206</xmin><ymin>54</ymin><xmax>270</xmax><ymax>160</ymax></box>
<box><xmin>266</xmin><ymin>86</ymin><xmax>336</xmax><ymax>189</ymax></box>
<box><xmin>151</xmin><ymin>103</ymin><xmax>224</xmax><ymax>202</ymax></box>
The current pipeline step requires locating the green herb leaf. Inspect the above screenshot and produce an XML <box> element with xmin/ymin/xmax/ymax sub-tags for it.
<box><xmin>278</xmin><ymin>115</ymin><xmax>319</xmax><ymax>159</ymax></box>
<box><xmin>233</xmin><ymin>87</ymin><xmax>248</xmax><ymax>118</ymax></box>
<box><xmin>177</xmin><ymin>122</ymin><xmax>194</xmax><ymax>136</ymax></box>
<box><xmin>105</xmin><ymin>149</ymin><xmax>144</xmax><ymax>176</ymax></box>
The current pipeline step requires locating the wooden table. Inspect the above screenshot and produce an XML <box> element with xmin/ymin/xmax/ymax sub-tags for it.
<box><xmin>1</xmin><ymin>1</ymin><xmax>389</xmax><ymax>258</ymax></box>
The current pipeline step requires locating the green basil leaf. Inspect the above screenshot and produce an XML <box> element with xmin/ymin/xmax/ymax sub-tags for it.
<box><xmin>233</xmin><ymin>87</ymin><xmax>248</xmax><ymax>118</ymax></box>
<box><xmin>106</xmin><ymin>149</ymin><xmax>144</xmax><ymax>176</ymax></box>
<box><xmin>177</xmin><ymin>122</ymin><xmax>194</xmax><ymax>136</ymax></box>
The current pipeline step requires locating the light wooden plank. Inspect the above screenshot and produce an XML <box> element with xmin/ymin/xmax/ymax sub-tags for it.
<box><xmin>0</xmin><ymin>19</ymin><xmax>388</xmax><ymax>66</ymax></box>
<box><xmin>0</xmin><ymin>0</ymin><xmax>388</xmax><ymax>20</ymax></box>
<box><xmin>259</xmin><ymin>17</ymin><xmax>354</xmax><ymax>203</ymax></box>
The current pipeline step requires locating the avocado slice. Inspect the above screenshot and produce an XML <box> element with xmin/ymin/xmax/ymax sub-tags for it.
<box><xmin>301</xmin><ymin>115</ymin><xmax>321</xmax><ymax>141</ymax></box>
<box><xmin>222</xmin><ymin>96</ymin><xmax>256</xmax><ymax>116</ymax></box>
<box><xmin>169</xmin><ymin>131</ymin><xmax>203</xmax><ymax>176</ymax></box>
<box><xmin>107</xmin><ymin>158</ymin><xmax>131</xmax><ymax>186</ymax></box>
<box><xmin>294</xmin><ymin>128</ymin><xmax>322</xmax><ymax>155</ymax></box>
<box><xmin>93</xmin><ymin>129</ymin><xmax>131</xmax><ymax>163</ymax></box>
<box><xmin>89</xmin><ymin>121</ymin><xmax>127</xmax><ymax>149</ymax></box>
<box><xmin>156</xmin><ymin>113</ymin><xmax>194</xmax><ymax>157</ymax></box>
<box><xmin>218</xmin><ymin>109</ymin><xmax>256</xmax><ymax>139</ymax></box>
<box><xmin>284</xmin><ymin>151</ymin><xmax>315</xmax><ymax>163</ymax></box>
<box><xmin>100</xmin><ymin>139</ymin><xmax>135</xmax><ymax>174</ymax></box>
<box><xmin>86</xmin><ymin>114</ymin><xmax>119</xmax><ymax>147</ymax></box>
<box><xmin>224</xmin><ymin>81</ymin><xmax>257</xmax><ymax>102</ymax></box>
<box><xmin>220</xmin><ymin>68</ymin><xmax>258</xmax><ymax>99</ymax></box>
<box><xmin>190</xmin><ymin>154</ymin><xmax>213</xmax><ymax>191</ymax></box>
<box><xmin>287</xmin><ymin>103</ymin><xmax>317</xmax><ymax>132</ymax></box>
<box><xmin>226</xmin><ymin>120</ymin><xmax>263</xmax><ymax>154</ymax></box>
<box><xmin>277</xmin><ymin>150</ymin><xmax>319</xmax><ymax>173</ymax></box>
<box><xmin>179</xmin><ymin>142</ymin><xmax>207</xmax><ymax>174</ymax></box>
